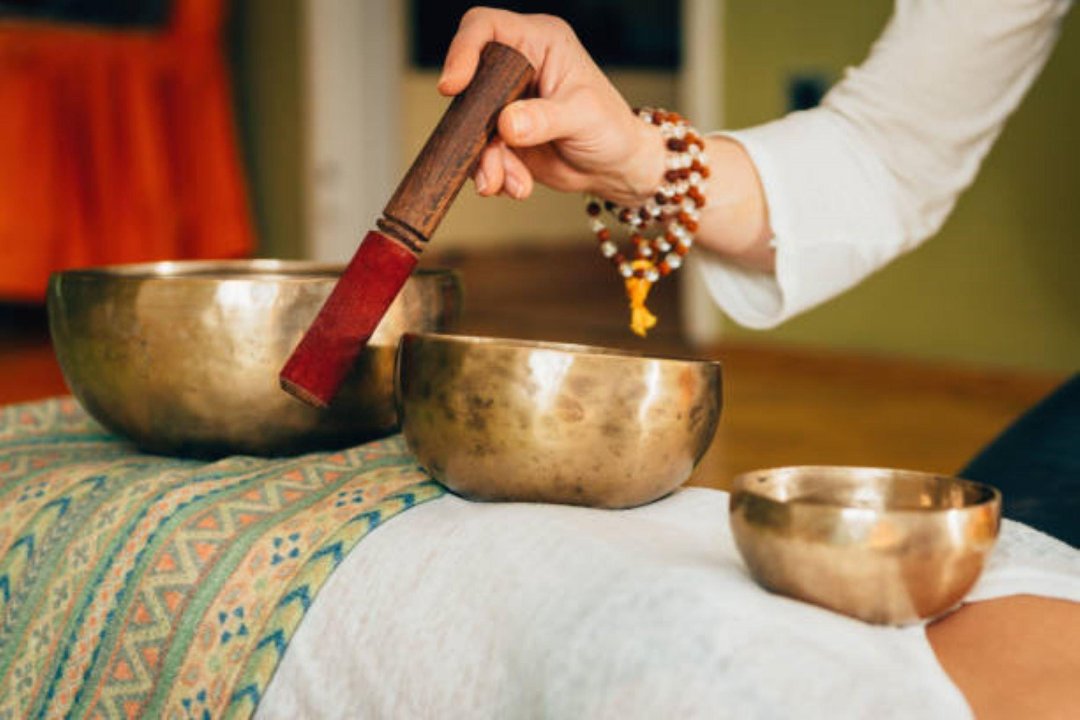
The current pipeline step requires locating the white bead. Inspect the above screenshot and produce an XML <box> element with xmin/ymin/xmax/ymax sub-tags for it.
<box><xmin>619</xmin><ymin>262</ymin><xmax>633</xmax><ymax>278</ymax></box>
<box><xmin>640</xmin><ymin>111</ymin><xmax>653</xmax><ymax>125</ymax></box>
<box><xmin>649</xmin><ymin>204</ymin><xmax>662</xmax><ymax>217</ymax></box>
<box><xmin>665</xmin><ymin>154</ymin><xmax>680</xmax><ymax>170</ymax></box>
<box><xmin>628</xmin><ymin>214</ymin><xmax>642</xmax><ymax>227</ymax></box>
<box><xmin>698</xmin><ymin>153</ymin><xmax>708</xmax><ymax>166</ymax></box>
<box><xmin>590</xmin><ymin>218</ymin><xmax>605</xmax><ymax>233</ymax></box>
<box><xmin>676</xmin><ymin>180</ymin><xmax>690</xmax><ymax>194</ymax></box>
<box><xmin>687</xmin><ymin>207</ymin><xmax>700</xmax><ymax>221</ymax></box>
<box><xmin>689</xmin><ymin>171</ymin><xmax>702</xmax><ymax>185</ymax></box>
<box><xmin>682</xmin><ymin>197</ymin><xmax>695</xmax><ymax>212</ymax></box>
<box><xmin>682</xmin><ymin>153</ymin><xmax>694</xmax><ymax>169</ymax></box>
<box><xmin>660</xmin><ymin>122</ymin><xmax>674</xmax><ymax>136</ymax></box>
<box><xmin>678</xmin><ymin>235</ymin><xmax>693</xmax><ymax>247</ymax></box>
<box><xmin>674</xmin><ymin>124</ymin><xmax>686</xmax><ymax>139</ymax></box>
<box><xmin>600</xmin><ymin>241</ymin><xmax>617</xmax><ymax>257</ymax></box>
<box><xmin>656</xmin><ymin>238</ymin><xmax>672</xmax><ymax>252</ymax></box>
<box><xmin>666</xmin><ymin>253</ymin><xmax>683</xmax><ymax>269</ymax></box>
<box><xmin>645</xmin><ymin>268</ymin><xmax>660</xmax><ymax>282</ymax></box>
<box><xmin>639</xmin><ymin>245</ymin><xmax>653</xmax><ymax>257</ymax></box>
<box><xmin>671</xmin><ymin>223</ymin><xmax>687</xmax><ymax>238</ymax></box>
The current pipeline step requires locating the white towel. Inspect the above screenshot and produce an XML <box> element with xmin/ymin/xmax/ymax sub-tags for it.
<box><xmin>258</xmin><ymin>487</ymin><xmax>1080</xmax><ymax>719</ymax></box>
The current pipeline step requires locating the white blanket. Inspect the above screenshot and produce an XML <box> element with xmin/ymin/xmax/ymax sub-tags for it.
<box><xmin>257</xmin><ymin>488</ymin><xmax>1080</xmax><ymax>719</ymax></box>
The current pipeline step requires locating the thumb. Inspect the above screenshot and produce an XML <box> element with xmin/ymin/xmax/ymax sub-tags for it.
<box><xmin>498</xmin><ymin>97</ymin><xmax>585</xmax><ymax>148</ymax></box>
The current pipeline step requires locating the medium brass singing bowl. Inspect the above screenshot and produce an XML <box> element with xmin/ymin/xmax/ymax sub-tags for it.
<box><xmin>397</xmin><ymin>333</ymin><xmax>722</xmax><ymax>509</ymax></box>
<box><xmin>730</xmin><ymin>467</ymin><xmax>1002</xmax><ymax>625</ymax></box>
<box><xmin>47</xmin><ymin>260</ymin><xmax>460</xmax><ymax>456</ymax></box>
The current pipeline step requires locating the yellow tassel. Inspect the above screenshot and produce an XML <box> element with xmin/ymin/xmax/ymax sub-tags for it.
<box><xmin>624</xmin><ymin>260</ymin><xmax>658</xmax><ymax>337</ymax></box>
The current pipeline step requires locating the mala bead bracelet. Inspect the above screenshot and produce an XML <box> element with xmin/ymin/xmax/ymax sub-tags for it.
<box><xmin>585</xmin><ymin>107</ymin><xmax>709</xmax><ymax>337</ymax></box>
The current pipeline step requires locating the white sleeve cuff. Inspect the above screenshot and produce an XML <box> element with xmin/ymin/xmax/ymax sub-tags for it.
<box><xmin>696</xmin><ymin>109</ymin><xmax>908</xmax><ymax>330</ymax></box>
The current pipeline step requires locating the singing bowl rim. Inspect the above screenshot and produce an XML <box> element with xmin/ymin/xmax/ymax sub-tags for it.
<box><xmin>400</xmin><ymin>331</ymin><xmax>724</xmax><ymax>370</ymax></box>
<box><xmin>731</xmin><ymin>465</ymin><xmax>1001</xmax><ymax>517</ymax></box>
<box><xmin>50</xmin><ymin>259</ymin><xmax>457</xmax><ymax>282</ymax></box>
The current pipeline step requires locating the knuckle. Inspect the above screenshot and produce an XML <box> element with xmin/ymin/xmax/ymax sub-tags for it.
<box><xmin>460</xmin><ymin>6</ymin><xmax>497</xmax><ymax>28</ymax></box>
<box><xmin>533</xmin><ymin>13</ymin><xmax>573</xmax><ymax>37</ymax></box>
<box><xmin>461</xmin><ymin>6</ymin><xmax>487</xmax><ymax>21</ymax></box>
<box><xmin>524</xmin><ymin>102</ymin><xmax>551</xmax><ymax>134</ymax></box>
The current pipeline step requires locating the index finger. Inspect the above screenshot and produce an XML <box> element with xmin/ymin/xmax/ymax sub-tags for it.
<box><xmin>436</xmin><ymin>8</ymin><xmax>547</xmax><ymax>96</ymax></box>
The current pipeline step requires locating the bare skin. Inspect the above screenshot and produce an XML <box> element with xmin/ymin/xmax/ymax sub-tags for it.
<box><xmin>441</xmin><ymin>8</ymin><xmax>1080</xmax><ymax>716</ymax></box>
<box><xmin>928</xmin><ymin>594</ymin><xmax>1080</xmax><ymax>719</ymax></box>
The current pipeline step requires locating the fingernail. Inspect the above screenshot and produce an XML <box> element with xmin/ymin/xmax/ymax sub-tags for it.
<box><xmin>475</xmin><ymin>170</ymin><xmax>488</xmax><ymax>194</ymax></box>
<box><xmin>508</xmin><ymin>107</ymin><xmax>532</xmax><ymax>139</ymax></box>
<box><xmin>504</xmin><ymin>174</ymin><xmax>523</xmax><ymax>199</ymax></box>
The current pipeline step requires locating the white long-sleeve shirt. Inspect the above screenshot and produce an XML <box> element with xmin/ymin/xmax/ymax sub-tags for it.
<box><xmin>699</xmin><ymin>0</ymin><xmax>1073</xmax><ymax>329</ymax></box>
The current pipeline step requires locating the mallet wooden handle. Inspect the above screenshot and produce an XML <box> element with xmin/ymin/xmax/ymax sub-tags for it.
<box><xmin>280</xmin><ymin>42</ymin><xmax>534</xmax><ymax>407</ymax></box>
<box><xmin>378</xmin><ymin>42</ymin><xmax>534</xmax><ymax>250</ymax></box>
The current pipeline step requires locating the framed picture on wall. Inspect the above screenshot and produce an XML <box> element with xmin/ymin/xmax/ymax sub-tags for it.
<box><xmin>410</xmin><ymin>0</ymin><xmax>681</xmax><ymax>70</ymax></box>
<box><xmin>0</xmin><ymin>0</ymin><xmax>170</xmax><ymax>27</ymax></box>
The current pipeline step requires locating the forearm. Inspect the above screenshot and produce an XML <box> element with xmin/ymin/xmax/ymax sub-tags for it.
<box><xmin>694</xmin><ymin>136</ymin><xmax>775</xmax><ymax>274</ymax></box>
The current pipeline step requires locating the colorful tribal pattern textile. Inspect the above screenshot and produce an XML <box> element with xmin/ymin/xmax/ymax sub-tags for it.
<box><xmin>0</xmin><ymin>398</ymin><xmax>443</xmax><ymax>718</ymax></box>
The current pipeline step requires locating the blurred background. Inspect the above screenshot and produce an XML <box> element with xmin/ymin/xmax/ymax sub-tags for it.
<box><xmin>228</xmin><ymin>0</ymin><xmax>1078</xmax><ymax>374</ymax></box>
<box><xmin>1</xmin><ymin>0</ymin><xmax>1076</xmax><ymax>371</ymax></box>
<box><xmin>0</xmin><ymin>1</ymin><xmax>1075</xmax><ymax>478</ymax></box>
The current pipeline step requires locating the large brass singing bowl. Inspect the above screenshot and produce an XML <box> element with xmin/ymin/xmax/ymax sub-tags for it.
<box><xmin>397</xmin><ymin>333</ymin><xmax>722</xmax><ymax>509</ymax></box>
<box><xmin>47</xmin><ymin>260</ymin><xmax>460</xmax><ymax>457</ymax></box>
<box><xmin>730</xmin><ymin>467</ymin><xmax>1001</xmax><ymax>625</ymax></box>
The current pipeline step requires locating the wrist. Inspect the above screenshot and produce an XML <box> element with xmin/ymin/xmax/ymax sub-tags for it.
<box><xmin>581</xmin><ymin>108</ymin><xmax>709</xmax><ymax>338</ymax></box>
<box><xmin>619</xmin><ymin>118</ymin><xmax>667</xmax><ymax>204</ymax></box>
<box><xmin>592</xmin><ymin>115</ymin><xmax>666</xmax><ymax>207</ymax></box>
<box><xmin>695</xmin><ymin>135</ymin><xmax>775</xmax><ymax>273</ymax></box>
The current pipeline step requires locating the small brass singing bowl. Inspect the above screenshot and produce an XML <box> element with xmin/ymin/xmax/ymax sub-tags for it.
<box><xmin>47</xmin><ymin>260</ymin><xmax>460</xmax><ymax>457</ymax></box>
<box><xmin>396</xmin><ymin>333</ymin><xmax>723</xmax><ymax>509</ymax></box>
<box><xmin>730</xmin><ymin>467</ymin><xmax>1001</xmax><ymax>625</ymax></box>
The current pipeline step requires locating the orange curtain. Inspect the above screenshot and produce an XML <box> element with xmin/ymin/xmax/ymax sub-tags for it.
<box><xmin>0</xmin><ymin>0</ymin><xmax>255</xmax><ymax>301</ymax></box>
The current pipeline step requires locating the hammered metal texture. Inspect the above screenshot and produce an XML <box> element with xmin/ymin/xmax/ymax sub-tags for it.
<box><xmin>48</xmin><ymin>260</ymin><xmax>460</xmax><ymax>456</ymax></box>
<box><xmin>398</xmin><ymin>333</ymin><xmax>722</xmax><ymax>509</ymax></box>
<box><xmin>730</xmin><ymin>466</ymin><xmax>1001</xmax><ymax>624</ymax></box>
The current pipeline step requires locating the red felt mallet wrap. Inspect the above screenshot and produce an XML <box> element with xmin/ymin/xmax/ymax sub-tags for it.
<box><xmin>279</xmin><ymin>230</ymin><xmax>417</xmax><ymax>407</ymax></box>
<box><xmin>280</xmin><ymin>42</ymin><xmax>534</xmax><ymax>407</ymax></box>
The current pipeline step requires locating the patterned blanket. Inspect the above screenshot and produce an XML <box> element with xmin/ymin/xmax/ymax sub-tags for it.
<box><xmin>0</xmin><ymin>398</ymin><xmax>443</xmax><ymax>719</ymax></box>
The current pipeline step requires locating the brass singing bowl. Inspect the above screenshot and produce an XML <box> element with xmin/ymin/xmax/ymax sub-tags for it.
<box><xmin>47</xmin><ymin>260</ymin><xmax>460</xmax><ymax>457</ymax></box>
<box><xmin>397</xmin><ymin>333</ymin><xmax>722</xmax><ymax>509</ymax></box>
<box><xmin>730</xmin><ymin>467</ymin><xmax>1002</xmax><ymax>625</ymax></box>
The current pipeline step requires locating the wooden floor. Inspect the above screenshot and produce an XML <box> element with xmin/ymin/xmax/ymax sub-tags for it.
<box><xmin>1</xmin><ymin>246</ymin><xmax>1065</xmax><ymax>490</ymax></box>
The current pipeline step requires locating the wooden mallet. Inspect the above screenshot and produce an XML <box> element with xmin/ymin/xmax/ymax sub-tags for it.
<box><xmin>280</xmin><ymin>43</ymin><xmax>534</xmax><ymax>407</ymax></box>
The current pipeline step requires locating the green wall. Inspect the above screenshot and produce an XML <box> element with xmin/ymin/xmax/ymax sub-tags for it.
<box><xmin>721</xmin><ymin>2</ymin><xmax>1079</xmax><ymax>373</ymax></box>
